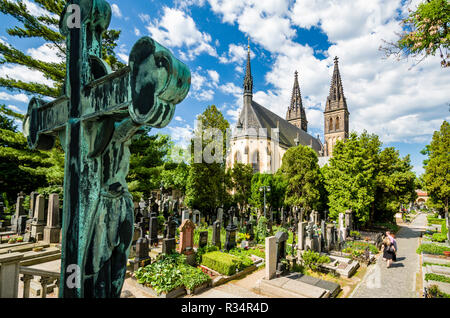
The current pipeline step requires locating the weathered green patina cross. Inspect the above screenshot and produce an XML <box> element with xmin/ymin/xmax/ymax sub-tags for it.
<box><xmin>22</xmin><ymin>0</ymin><xmax>190</xmax><ymax>298</ymax></box>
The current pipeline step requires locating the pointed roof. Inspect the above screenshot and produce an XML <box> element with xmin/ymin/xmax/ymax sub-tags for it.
<box><xmin>325</xmin><ymin>57</ymin><xmax>347</xmax><ymax>112</ymax></box>
<box><xmin>235</xmin><ymin>100</ymin><xmax>322</xmax><ymax>152</ymax></box>
<box><xmin>289</xmin><ymin>71</ymin><xmax>305</xmax><ymax>114</ymax></box>
<box><xmin>244</xmin><ymin>38</ymin><xmax>253</xmax><ymax>96</ymax></box>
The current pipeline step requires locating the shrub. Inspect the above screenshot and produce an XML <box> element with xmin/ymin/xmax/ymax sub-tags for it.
<box><xmin>417</xmin><ymin>243</ymin><xmax>450</xmax><ymax>255</ymax></box>
<box><xmin>432</xmin><ymin>233</ymin><xmax>447</xmax><ymax>243</ymax></box>
<box><xmin>196</xmin><ymin>245</ymin><xmax>219</xmax><ymax>265</ymax></box>
<box><xmin>350</xmin><ymin>231</ymin><xmax>361</xmax><ymax>239</ymax></box>
<box><xmin>425</xmin><ymin>273</ymin><xmax>450</xmax><ymax>284</ymax></box>
<box><xmin>428</xmin><ymin>285</ymin><xmax>450</xmax><ymax>298</ymax></box>
<box><xmin>201</xmin><ymin>251</ymin><xmax>252</xmax><ymax>276</ymax></box>
<box><xmin>255</xmin><ymin>216</ymin><xmax>269</xmax><ymax>243</ymax></box>
<box><xmin>300</xmin><ymin>250</ymin><xmax>330</xmax><ymax>271</ymax></box>
<box><xmin>344</xmin><ymin>241</ymin><xmax>379</xmax><ymax>254</ymax></box>
<box><xmin>180</xmin><ymin>265</ymin><xmax>211</xmax><ymax>290</ymax></box>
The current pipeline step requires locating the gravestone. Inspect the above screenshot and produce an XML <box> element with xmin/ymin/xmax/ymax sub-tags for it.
<box><xmin>233</xmin><ymin>216</ymin><xmax>239</xmax><ymax>228</ymax></box>
<box><xmin>199</xmin><ymin>231</ymin><xmax>208</xmax><ymax>248</ymax></box>
<box><xmin>178</xmin><ymin>219</ymin><xmax>196</xmax><ymax>265</ymax></box>
<box><xmin>312</xmin><ymin>210</ymin><xmax>319</xmax><ymax>225</ymax></box>
<box><xmin>17</xmin><ymin>216</ymin><xmax>28</xmax><ymax>236</ymax></box>
<box><xmin>193</xmin><ymin>210</ymin><xmax>201</xmax><ymax>226</ymax></box>
<box><xmin>31</xmin><ymin>194</ymin><xmax>46</xmax><ymax>241</ymax></box>
<box><xmin>321</xmin><ymin>220</ymin><xmax>327</xmax><ymax>251</ymax></box>
<box><xmin>217</xmin><ymin>207</ymin><xmax>224</xmax><ymax>223</ymax></box>
<box><xmin>345</xmin><ymin>210</ymin><xmax>353</xmax><ymax>231</ymax></box>
<box><xmin>338</xmin><ymin>213</ymin><xmax>346</xmax><ymax>242</ymax></box>
<box><xmin>246</xmin><ymin>221</ymin><xmax>254</xmax><ymax>241</ymax></box>
<box><xmin>326</xmin><ymin>224</ymin><xmax>335</xmax><ymax>251</ymax></box>
<box><xmin>28</xmin><ymin>192</ymin><xmax>39</xmax><ymax>218</ymax></box>
<box><xmin>182</xmin><ymin>210</ymin><xmax>190</xmax><ymax>223</ymax></box>
<box><xmin>212</xmin><ymin>220</ymin><xmax>221</xmax><ymax>249</ymax></box>
<box><xmin>22</xmin><ymin>0</ymin><xmax>190</xmax><ymax>298</ymax></box>
<box><xmin>298</xmin><ymin>221</ymin><xmax>307</xmax><ymax>251</ymax></box>
<box><xmin>149</xmin><ymin>211</ymin><xmax>159</xmax><ymax>247</ymax></box>
<box><xmin>275</xmin><ymin>231</ymin><xmax>289</xmax><ymax>274</ymax></box>
<box><xmin>12</xmin><ymin>192</ymin><xmax>25</xmax><ymax>231</ymax></box>
<box><xmin>225</xmin><ymin>217</ymin><xmax>238</xmax><ymax>251</ymax></box>
<box><xmin>130</xmin><ymin>220</ymin><xmax>151</xmax><ymax>271</ymax></box>
<box><xmin>265</xmin><ymin>236</ymin><xmax>277</xmax><ymax>280</ymax></box>
<box><xmin>44</xmin><ymin>194</ymin><xmax>61</xmax><ymax>243</ymax></box>
<box><xmin>162</xmin><ymin>216</ymin><xmax>177</xmax><ymax>255</ymax></box>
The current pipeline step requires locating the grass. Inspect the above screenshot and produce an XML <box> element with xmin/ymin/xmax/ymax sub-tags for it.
<box><xmin>423</xmin><ymin>262</ymin><xmax>450</xmax><ymax>268</ymax></box>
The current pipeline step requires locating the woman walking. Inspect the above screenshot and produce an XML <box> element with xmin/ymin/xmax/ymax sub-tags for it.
<box><xmin>382</xmin><ymin>236</ymin><xmax>395</xmax><ymax>268</ymax></box>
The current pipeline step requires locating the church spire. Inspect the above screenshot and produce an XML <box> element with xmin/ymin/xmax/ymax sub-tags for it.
<box><xmin>326</xmin><ymin>57</ymin><xmax>347</xmax><ymax>110</ymax></box>
<box><xmin>244</xmin><ymin>37</ymin><xmax>253</xmax><ymax>98</ymax></box>
<box><xmin>286</xmin><ymin>70</ymin><xmax>308</xmax><ymax>132</ymax></box>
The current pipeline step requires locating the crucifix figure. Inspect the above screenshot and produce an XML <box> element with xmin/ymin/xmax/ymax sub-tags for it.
<box><xmin>22</xmin><ymin>0</ymin><xmax>190</xmax><ymax>298</ymax></box>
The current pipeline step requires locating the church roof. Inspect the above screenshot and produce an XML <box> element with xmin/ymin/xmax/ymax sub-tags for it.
<box><xmin>236</xmin><ymin>100</ymin><xmax>323</xmax><ymax>152</ymax></box>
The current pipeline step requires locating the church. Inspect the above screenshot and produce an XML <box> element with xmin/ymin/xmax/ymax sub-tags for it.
<box><xmin>226</xmin><ymin>45</ymin><xmax>350</xmax><ymax>174</ymax></box>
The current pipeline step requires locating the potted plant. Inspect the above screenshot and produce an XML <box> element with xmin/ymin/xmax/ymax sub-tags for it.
<box><xmin>16</xmin><ymin>236</ymin><xmax>24</xmax><ymax>243</ymax></box>
<box><xmin>8</xmin><ymin>237</ymin><xmax>16</xmax><ymax>244</ymax></box>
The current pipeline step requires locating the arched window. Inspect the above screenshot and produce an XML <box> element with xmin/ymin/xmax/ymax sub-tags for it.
<box><xmin>329</xmin><ymin>118</ymin><xmax>333</xmax><ymax>132</ymax></box>
<box><xmin>252</xmin><ymin>151</ymin><xmax>260</xmax><ymax>173</ymax></box>
<box><xmin>234</xmin><ymin>151</ymin><xmax>242</xmax><ymax>164</ymax></box>
<box><xmin>335</xmin><ymin>117</ymin><xmax>340</xmax><ymax>131</ymax></box>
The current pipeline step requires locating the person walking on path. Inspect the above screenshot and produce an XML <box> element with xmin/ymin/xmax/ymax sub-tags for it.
<box><xmin>382</xmin><ymin>236</ymin><xmax>395</xmax><ymax>268</ymax></box>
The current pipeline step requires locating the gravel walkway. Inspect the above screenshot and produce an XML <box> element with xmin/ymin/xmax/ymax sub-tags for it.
<box><xmin>350</xmin><ymin>213</ymin><xmax>428</xmax><ymax>298</ymax></box>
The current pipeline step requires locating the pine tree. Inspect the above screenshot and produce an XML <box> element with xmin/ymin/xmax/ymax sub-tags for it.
<box><xmin>0</xmin><ymin>0</ymin><xmax>124</xmax><ymax>98</ymax></box>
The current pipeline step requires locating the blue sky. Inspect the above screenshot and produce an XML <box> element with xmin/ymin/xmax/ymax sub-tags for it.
<box><xmin>1</xmin><ymin>0</ymin><xmax>449</xmax><ymax>177</ymax></box>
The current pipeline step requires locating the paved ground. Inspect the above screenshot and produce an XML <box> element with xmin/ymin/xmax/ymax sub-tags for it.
<box><xmin>350</xmin><ymin>213</ymin><xmax>428</xmax><ymax>298</ymax></box>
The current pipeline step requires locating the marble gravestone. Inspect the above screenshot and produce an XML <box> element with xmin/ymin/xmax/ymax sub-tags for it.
<box><xmin>22</xmin><ymin>0</ymin><xmax>190</xmax><ymax>298</ymax></box>
<box><xmin>44</xmin><ymin>194</ymin><xmax>61</xmax><ymax>243</ymax></box>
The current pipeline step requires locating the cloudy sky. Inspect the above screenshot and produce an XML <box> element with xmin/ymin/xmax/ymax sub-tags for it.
<box><xmin>0</xmin><ymin>0</ymin><xmax>449</xmax><ymax>176</ymax></box>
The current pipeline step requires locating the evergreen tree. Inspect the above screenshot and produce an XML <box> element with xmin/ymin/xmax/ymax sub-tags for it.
<box><xmin>229</xmin><ymin>163</ymin><xmax>253</xmax><ymax>212</ymax></box>
<box><xmin>422</xmin><ymin>121</ymin><xmax>449</xmax><ymax>215</ymax></box>
<box><xmin>0</xmin><ymin>0</ymin><xmax>125</xmax><ymax>98</ymax></box>
<box><xmin>280</xmin><ymin>145</ymin><xmax>322</xmax><ymax>212</ymax></box>
<box><xmin>249</xmin><ymin>173</ymin><xmax>274</xmax><ymax>214</ymax></box>
<box><xmin>185</xmin><ymin>105</ymin><xmax>230</xmax><ymax>219</ymax></box>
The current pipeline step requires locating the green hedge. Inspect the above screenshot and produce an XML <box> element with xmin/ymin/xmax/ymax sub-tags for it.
<box><xmin>417</xmin><ymin>243</ymin><xmax>450</xmax><ymax>255</ymax></box>
<box><xmin>201</xmin><ymin>251</ymin><xmax>252</xmax><ymax>276</ymax></box>
<box><xmin>425</xmin><ymin>273</ymin><xmax>450</xmax><ymax>284</ymax></box>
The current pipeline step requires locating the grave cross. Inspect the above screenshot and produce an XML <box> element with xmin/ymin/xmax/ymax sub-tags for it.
<box><xmin>22</xmin><ymin>0</ymin><xmax>190</xmax><ymax>298</ymax></box>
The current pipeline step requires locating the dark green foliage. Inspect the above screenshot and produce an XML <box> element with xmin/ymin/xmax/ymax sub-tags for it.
<box><xmin>201</xmin><ymin>251</ymin><xmax>253</xmax><ymax>276</ymax></box>
<box><xmin>300</xmin><ymin>250</ymin><xmax>330</xmax><ymax>271</ymax></box>
<box><xmin>134</xmin><ymin>254</ymin><xmax>210</xmax><ymax>294</ymax></box>
<box><xmin>281</xmin><ymin>145</ymin><xmax>323</xmax><ymax>211</ymax></box>
<box><xmin>255</xmin><ymin>216</ymin><xmax>269</xmax><ymax>243</ymax></box>
<box><xmin>229</xmin><ymin>163</ymin><xmax>253</xmax><ymax>212</ymax></box>
<box><xmin>417</xmin><ymin>243</ymin><xmax>450</xmax><ymax>255</ymax></box>
<box><xmin>425</xmin><ymin>273</ymin><xmax>450</xmax><ymax>284</ymax></box>
<box><xmin>422</xmin><ymin>121</ymin><xmax>449</xmax><ymax>214</ymax></box>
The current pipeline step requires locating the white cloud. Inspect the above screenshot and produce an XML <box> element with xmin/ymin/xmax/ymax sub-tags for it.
<box><xmin>7</xmin><ymin>105</ymin><xmax>24</xmax><ymax>114</ymax></box>
<box><xmin>219</xmin><ymin>43</ymin><xmax>248</xmax><ymax>64</ymax></box>
<box><xmin>134</xmin><ymin>28</ymin><xmax>141</xmax><ymax>37</ymax></box>
<box><xmin>146</xmin><ymin>7</ymin><xmax>217</xmax><ymax>61</ymax></box>
<box><xmin>0</xmin><ymin>92</ymin><xmax>29</xmax><ymax>103</ymax></box>
<box><xmin>111</xmin><ymin>4</ymin><xmax>122</xmax><ymax>18</ymax></box>
<box><xmin>207</xmin><ymin>70</ymin><xmax>220</xmax><ymax>85</ymax></box>
<box><xmin>27</xmin><ymin>43</ymin><xmax>64</xmax><ymax>64</ymax></box>
<box><xmin>175</xmin><ymin>116</ymin><xmax>185</xmax><ymax>122</ymax></box>
<box><xmin>167</xmin><ymin>124</ymin><xmax>194</xmax><ymax>148</ymax></box>
<box><xmin>203</xmin><ymin>0</ymin><xmax>450</xmax><ymax>144</ymax></box>
<box><xmin>0</xmin><ymin>64</ymin><xmax>55</xmax><ymax>87</ymax></box>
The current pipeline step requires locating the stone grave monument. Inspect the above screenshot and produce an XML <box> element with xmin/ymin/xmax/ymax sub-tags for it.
<box><xmin>178</xmin><ymin>219</ymin><xmax>196</xmax><ymax>265</ymax></box>
<box><xmin>22</xmin><ymin>0</ymin><xmax>190</xmax><ymax>298</ymax></box>
<box><xmin>130</xmin><ymin>219</ymin><xmax>151</xmax><ymax>271</ymax></box>
<box><xmin>275</xmin><ymin>231</ymin><xmax>289</xmax><ymax>275</ymax></box>
<box><xmin>30</xmin><ymin>194</ymin><xmax>46</xmax><ymax>241</ymax></box>
<box><xmin>198</xmin><ymin>231</ymin><xmax>208</xmax><ymax>248</ymax></box>
<box><xmin>149</xmin><ymin>210</ymin><xmax>159</xmax><ymax>247</ymax></box>
<box><xmin>225</xmin><ymin>209</ymin><xmax>238</xmax><ymax>251</ymax></box>
<box><xmin>162</xmin><ymin>216</ymin><xmax>177</xmax><ymax>255</ymax></box>
<box><xmin>44</xmin><ymin>194</ymin><xmax>61</xmax><ymax>243</ymax></box>
<box><xmin>212</xmin><ymin>220</ymin><xmax>221</xmax><ymax>249</ymax></box>
<box><xmin>11</xmin><ymin>192</ymin><xmax>25</xmax><ymax>231</ymax></box>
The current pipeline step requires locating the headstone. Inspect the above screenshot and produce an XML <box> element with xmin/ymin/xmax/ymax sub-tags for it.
<box><xmin>212</xmin><ymin>220</ymin><xmax>221</xmax><ymax>249</ymax></box>
<box><xmin>217</xmin><ymin>208</ymin><xmax>224</xmax><ymax>223</ymax></box>
<box><xmin>178</xmin><ymin>220</ymin><xmax>196</xmax><ymax>265</ymax></box>
<box><xmin>148</xmin><ymin>211</ymin><xmax>159</xmax><ymax>246</ymax></box>
<box><xmin>233</xmin><ymin>216</ymin><xmax>239</xmax><ymax>228</ymax></box>
<box><xmin>312</xmin><ymin>210</ymin><xmax>319</xmax><ymax>225</ymax></box>
<box><xmin>275</xmin><ymin>231</ymin><xmax>289</xmax><ymax>274</ymax></box>
<box><xmin>225</xmin><ymin>217</ymin><xmax>238</xmax><ymax>251</ymax></box>
<box><xmin>31</xmin><ymin>194</ymin><xmax>46</xmax><ymax>241</ymax></box>
<box><xmin>265</xmin><ymin>236</ymin><xmax>277</xmax><ymax>280</ymax></box>
<box><xmin>246</xmin><ymin>221</ymin><xmax>254</xmax><ymax>241</ymax></box>
<box><xmin>12</xmin><ymin>192</ymin><xmax>25</xmax><ymax>230</ymax></box>
<box><xmin>345</xmin><ymin>210</ymin><xmax>353</xmax><ymax>231</ymax></box>
<box><xmin>298</xmin><ymin>221</ymin><xmax>307</xmax><ymax>251</ymax></box>
<box><xmin>241</xmin><ymin>240</ymin><xmax>249</xmax><ymax>249</ymax></box>
<box><xmin>130</xmin><ymin>220</ymin><xmax>151</xmax><ymax>270</ymax></box>
<box><xmin>44</xmin><ymin>194</ymin><xmax>61</xmax><ymax>243</ymax></box>
<box><xmin>326</xmin><ymin>224</ymin><xmax>335</xmax><ymax>251</ymax></box>
<box><xmin>162</xmin><ymin>216</ymin><xmax>177</xmax><ymax>255</ymax></box>
<box><xmin>321</xmin><ymin>220</ymin><xmax>327</xmax><ymax>250</ymax></box>
<box><xmin>182</xmin><ymin>209</ymin><xmax>190</xmax><ymax>223</ymax></box>
<box><xmin>28</xmin><ymin>192</ymin><xmax>39</xmax><ymax>218</ymax></box>
<box><xmin>199</xmin><ymin>231</ymin><xmax>208</xmax><ymax>248</ymax></box>
<box><xmin>193</xmin><ymin>210</ymin><xmax>201</xmax><ymax>226</ymax></box>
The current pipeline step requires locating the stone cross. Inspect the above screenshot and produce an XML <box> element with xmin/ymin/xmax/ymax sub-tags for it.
<box><xmin>22</xmin><ymin>0</ymin><xmax>190</xmax><ymax>298</ymax></box>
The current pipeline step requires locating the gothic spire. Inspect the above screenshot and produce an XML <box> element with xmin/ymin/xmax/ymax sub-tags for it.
<box><xmin>286</xmin><ymin>71</ymin><xmax>308</xmax><ymax>132</ymax></box>
<box><xmin>326</xmin><ymin>57</ymin><xmax>347</xmax><ymax>111</ymax></box>
<box><xmin>244</xmin><ymin>37</ymin><xmax>253</xmax><ymax>97</ymax></box>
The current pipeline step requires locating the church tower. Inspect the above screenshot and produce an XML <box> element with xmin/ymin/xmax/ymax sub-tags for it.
<box><xmin>324</xmin><ymin>57</ymin><xmax>349</xmax><ymax>157</ymax></box>
<box><xmin>243</xmin><ymin>38</ymin><xmax>253</xmax><ymax>110</ymax></box>
<box><xmin>286</xmin><ymin>71</ymin><xmax>308</xmax><ymax>132</ymax></box>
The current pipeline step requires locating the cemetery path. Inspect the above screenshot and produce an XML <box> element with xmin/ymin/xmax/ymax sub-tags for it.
<box><xmin>350</xmin><ymin>213</ymin><xmax>427</xmax><ymax>298</ymax></box>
